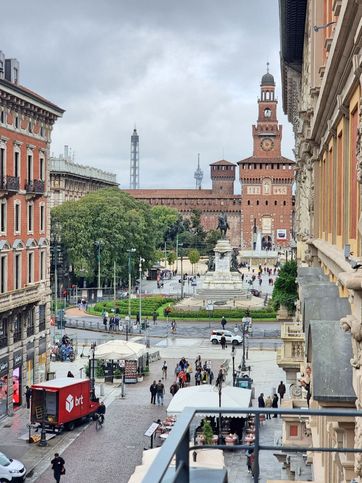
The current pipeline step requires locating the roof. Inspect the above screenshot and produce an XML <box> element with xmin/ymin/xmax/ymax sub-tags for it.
<box><xmin>32</xmin><ymin>378</ymin><xmax>86</xmax><ymax>389</ymax></box>
<box><xmin>261</xmin><ymin>72</ymin><xmax>275</xmax><ymax>86</ymax></box>
<box><xmin>209</xmin><ymin>160</ymin><xmax>236</xmax><ymax>166</ymax></box>
<box><xmin>279</xmin><ymin>0</ymin><xmax>307</xmax><ymax>65</ymax></box>
<box><xmin>238</xmin><ymin>156</ymin><xmax>295</xmax><ymax>165</ymax></box>
<box><xmin>308</xmin><ymin>320</ymin><xmax>356</xmax><ymax>403</ymax></box>
<box><xmin>0</xmin><ymin>78</ymin><xmax>64</xmax><ymax>115</ymax></box>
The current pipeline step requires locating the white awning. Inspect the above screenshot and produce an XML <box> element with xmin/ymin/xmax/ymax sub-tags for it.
<box><xmin>167</xmin><ymin>384</ymin><xmax>252</xmax><ymax>417</ymax></box>
<box><xmin>94</xmin><ymin>340</ymin><xmax>146</xmax><ymax>360</ymax></box>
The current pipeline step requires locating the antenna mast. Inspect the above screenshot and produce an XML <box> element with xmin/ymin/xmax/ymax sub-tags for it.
<box><xmin>130</xmin><ymin>128</ymin><xmax>140</xmax><ymax>189</ymax></box>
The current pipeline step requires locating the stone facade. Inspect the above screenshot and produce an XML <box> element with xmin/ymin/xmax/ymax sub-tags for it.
<box><xmin>49</xmin><ymin>146</ymin><xmax>118</xmax><ymax>209</ymax></box>
<box><xmin>0</xmin><ymin>50</ymin><xmax>63</xmax><ymax>417</ymax></box>
<box><xmin>125</xmin><ymin>72</ymin><xmax>294</xmax><ymax>250</ymax></box>
<box><xmin>280</xmin><ymin>0</ymin><xmax>362</xmax><ymax>480</ymax></box>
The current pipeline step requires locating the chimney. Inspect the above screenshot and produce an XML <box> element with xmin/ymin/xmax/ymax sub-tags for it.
<box><xmin>5</xmin><ymin>58</ymin><xmax>19</xmax><ymax>84</ymax></box>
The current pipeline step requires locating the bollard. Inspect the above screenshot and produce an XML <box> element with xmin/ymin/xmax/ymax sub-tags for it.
<box><xmin>100</xmin><ymin>383</ymin><xmax>105</xmax><ymax>396</ymax></box>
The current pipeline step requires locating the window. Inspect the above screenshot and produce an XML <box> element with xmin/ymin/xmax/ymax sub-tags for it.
<box><xmin>14</xmin><ymin>253</ymin><xmax>21</xmax><ymax>290</ymax></box>
<box><xmin>14</xmin><ymin>201</ymin><xmax>20</xmax><ymax>233</ymax></box>
<box><xmin>39</xmin><ymin>305</ymin><xmax>46</xmax><ymax>332</ymax></box>
<box><xmin>27</xmin><ymin>202</ymin><xmax>33</xmax><ymax>232</ymax></box>
<box><xmin>14</xmin><ymin>150</ymin><xmax>20</xmax><ymax>178</ymax></box>
<box><xmin>265</xmin><ymin>200</ymin><xmax>269</xmax><ymax>206</ymax></box>
<box><xmin>40</xmin><ymin>204</ymin><xmax>45</xmax><ymax>232</ymax></box>
<box><xmin>27</xmin><ymin>309</ymin><xmax>34</xmax><ymax>337</ymax></box>
<box><xmin>15</xmin><ymin>115</ymin><xmax>19</xmax><ymax>129</ymax></box>
<box><xmin>28</xmin><ymin>121</ymin><xmax>32</xmax><ymax>133</ymax></box>
<box><xmin>247</xmin><ymin>200</ymin><xmax>251</xmax><ymax>206</ymax></box>
<box><xmin>283</xmin><ymin>201</ymin><xmax>287</xmax><ymax>206</ymax></box>
<box><xmin>0</xmin><ymin>255</ymin><xmax>7</xmax><ymax>293</ymax></box>
<box><xmin>0</xmin><ymin>110</ymin><xmax>5</xmax><ymax>124</ymax></box>
<box><xmin>0</xmin><ymin>145</ymin><xmax>5</xmax><ymax>180</ymax></box>
<box><xmin>274</xmin><ymin>200</ymin><xmax>277</xmax><ymax>206</ymax></box>
<box><xmin>0</xmin><ymin>200</ymin><xmax>6</xmax><ymax>233</ymax></box>
<box><xmin>40</xmin><ymin>251</ymin><xmax>45</xmax><ymax>280</ymax></box>
<box><xmin>13</xmin><ymin>317</ymin><xmax>21</xmax><ymax>342</ymax></box>
<box><xmin>256</xmin><ymin>200</ymin><xmax>259</xmax><ymax>206</ymax></box>
<box><xmin>27</xmin><ymin>153</ymin><xmax>33</xmax><ymax>182</ymax></box>
<box><xmin>0</xmin><ymin>318</ymin><xmax>7</xmax><ymax>349</ymax></box>
<box><xmin>40</xmin><ymin>126</ymin><xmax>44</xmax><ymax>137</ymax></box>
<box><xmin>27</xmin><ymin>252</ymin><xmax>34</xmax><ymax>284</ymax></box>
<box><xmin>39</xmin><ymin>156</ymin><xmax>45</xmax><ymax>181</ymax></box>
<box><xmin>289</xmin><ymin>425</ymin><xmax>298</xmax><ymax>437</ymax></box>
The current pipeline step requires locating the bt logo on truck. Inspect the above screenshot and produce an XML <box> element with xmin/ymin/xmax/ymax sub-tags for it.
<box><xmin>65</xmin><ymin>394</ymin><xmax>84</xmax><ymax>413</ymax></box>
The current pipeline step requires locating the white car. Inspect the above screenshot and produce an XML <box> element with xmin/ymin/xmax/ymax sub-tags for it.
<box><xmin>0</xmin><ymin>452</ymin><xmax>26</xmax><ymax>482</ymax></box>
<box><xmin>210</xmin><ymin>329</ymin><xmax>242</xmax><ymax>346</ymax></box>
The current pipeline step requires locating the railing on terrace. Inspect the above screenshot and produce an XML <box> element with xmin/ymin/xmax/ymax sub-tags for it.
<box><xmin>143</xmin><ymin>407</ymin><xmax>362</xmax><ymax>483</ymax></box>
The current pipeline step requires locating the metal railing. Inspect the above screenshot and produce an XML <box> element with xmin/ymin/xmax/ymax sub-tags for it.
<box><xmin>0</xmin><ymin>175</ymin><xmax>19</xmax><ymax>192</ymax></box>
<box><xmin>143</xmin><ymin>406</ymin><xmax>362</xmax><ymax>483</ymax></box>
<box><xmin>25</xmin><ymin>179</ymin><xmax>45</xmax><ymax>194</ymax></box>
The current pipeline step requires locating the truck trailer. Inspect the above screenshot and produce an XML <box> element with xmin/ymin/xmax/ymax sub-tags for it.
<box><xmin>31</xmin><ymin>378</ymin><xmax>100</xmax><ymax>431</ymax></box>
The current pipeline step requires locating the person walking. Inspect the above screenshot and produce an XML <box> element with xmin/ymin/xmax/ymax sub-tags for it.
<box><xmin>258</xmin><ymin>393</ymin><xmax>265</xmax><ymax>408</ymax></box>
<box><xmin>221</xmin><ymin>316</ymin><xmax>227</xmax><ymax>330</ymax></box>
<box><xmin>278</xmin><ymin>381</ymin><xmax>286</xmax><ymax>401</ymax></box>
<box><xmin>150</xmin><ymin>380</ymin><xmax>157</xmax><ymax>405</ymax></box>
<box><xmin>170</xmin><ymin>381</ymin><xmax>179</xmax><ymax>396</ymax></box>
<box><xmin>156</xmin><ymin>380</ymin><xmax>165</xmax><ymax>405</ymax></box>
<box><xmin>220</xmin><ymin>333</ymin><xmax>226</xmax><ymax>350</ymax></box>
<box><xmin>152</xmin><ymin>311</ymin><xmax>157</xmax><ymax>325</ymax></box>
<box><xmin>51</xmin><ymin>453</ymin><xmax>65</xmax><ymax>483</ymax></box>
<box><xmin>272</xmin><ymin>393</ymin><xmax>279</xmax><ymax>417</ymax></box>
<box><xmin>265</xmin><ymin>395</ymin><xmax>272</xmax><ymax>419</ymax></box>
<box><xmin>25</xmin><ymin>386</ymin><xmax>32</xmax><ymax>409</ymax></box>
<box><xmin>195</xmin><ymin>369</ymin><xmax>201</xmax><ymax>386</ymax></box>
<box><xmin>162</xmin><ymin>361</ymin><xmax>168</xmax><ymax>380</ymax></box>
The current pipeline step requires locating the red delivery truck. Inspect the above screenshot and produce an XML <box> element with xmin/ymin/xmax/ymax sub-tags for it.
<box><xmin>31</xmin><ymin>378</ymin><xmax>100</xmax><ymax>431</ymax></box>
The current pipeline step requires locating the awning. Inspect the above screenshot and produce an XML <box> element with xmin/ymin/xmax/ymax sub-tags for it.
<box><xmin>167</xmin><ymin>385</ymin><xmax>252</xmax><ymax>417</ymax></box>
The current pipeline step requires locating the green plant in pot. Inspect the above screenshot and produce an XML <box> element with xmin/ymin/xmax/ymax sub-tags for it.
<box><xmin>202</xmin><ymin>419</ymin><xmax>214</xmax><ymax>445</ymax></box>
<box><xmin>96</xmin><ymin>361</ymin><xmax>105</xmax><ymax>378</ymax></box>
<box><xmin>114</xmin><ymin>368</ymin><xmax>122</xmax><ymax>379</ymax></box>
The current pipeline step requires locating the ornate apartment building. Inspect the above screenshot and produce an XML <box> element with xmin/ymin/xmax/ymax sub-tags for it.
<box><xmin>126</xmin><ymin>70</ymin><xmax>294</xmax><ymax>250</ymax></box>
<box><xmin>49</xmin><ymin>145</ymin><xmax>118</xmax><ymax>209</ymax></box>
<box><xmin>279</xmin><ymin>1</ymin><xmax>362</xmax><ymax>481</ymax></box>
<box><xmin>0</xmin><ymin>51</ymin><xmax>63</xmax><ymax>417</ymax></box>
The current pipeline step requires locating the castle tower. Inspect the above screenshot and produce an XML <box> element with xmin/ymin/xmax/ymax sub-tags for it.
<box><xmin>194</xmin><ymin>153</ymin><xmax>203</xmax><ymax>189</ymax></box>
<box><xmin>210</xmin><ymin>159</ymin><xmax>236</xmax><ymax>195</ymax></box>
<box><xmin>130</xmin><ymin>128</ymin><xmax>139</xmax><ymax>189</ymax></box>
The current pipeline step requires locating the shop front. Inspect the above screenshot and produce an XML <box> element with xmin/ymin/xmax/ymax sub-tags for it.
<box><xmin>38</xmin><ymin>338</ymin><xmax>47</xmax><ymax>382</ymax></box>
<box><xmin>0</xmin><ymin>356</ymin><xmax>9</xmax><ymax>418</ymax></box>
<box><xmin>13</xmin><ymin>349</ymin><xmax>23</xmax><ymax>408</ymax></box>
<box><xmin>27</xmin><ymin>342</ymin><xmax>35</xmax><ymax>387</ymax></box>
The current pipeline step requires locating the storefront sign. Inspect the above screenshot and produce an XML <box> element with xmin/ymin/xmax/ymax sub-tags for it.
<box><xmin>0</xmin><ymin>356</ymin><xmax>8</xmax><ymax>376</ymax></box>
<box><xmin>13</xmin><ymin>349</ymin><xmax>23</xmax><ymax>368</ymax></box>
<box><xmin>39</xmin><ymin>338</ymin><xmax>47</xmax><ymax>355</ymax></box>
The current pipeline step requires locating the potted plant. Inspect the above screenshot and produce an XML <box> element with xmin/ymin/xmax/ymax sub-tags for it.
<box><xmin>137</xmin><ymin>370</ymin><xmax>144</xmax><ymax>382</ymax></box>
<box><xmin>202</xmin><ymin>419</ymin><xmax>214</xmax><ymax>445</ymax></box>
<box><xmin>95</xmin><ymin>361</ymin><xmax>105</xmax><ymax>381</ymax></box>
<box><xmin>114</xmin><ymin>368</ymin><xmax>122</xmax><ymax>380</ymax></box>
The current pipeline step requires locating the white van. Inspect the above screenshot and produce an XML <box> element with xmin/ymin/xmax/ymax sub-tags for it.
<box><xmin>0</xmin><ymin>452</ymin><xmax>26</xmax><ymax>482</ymax></box>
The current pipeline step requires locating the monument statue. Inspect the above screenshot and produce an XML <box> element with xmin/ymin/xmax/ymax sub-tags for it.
<box><xmin>217</xmin><ymin>212</ymin><xmax>230</xmax><ymax>238</ymax></box>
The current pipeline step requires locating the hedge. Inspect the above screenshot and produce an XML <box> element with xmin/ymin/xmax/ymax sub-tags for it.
<box><xmin>167</xmin><ymin>308</ymin><xmax>277</xmax><ymax>319</ymax></box>
<box><xmin>91</xmin><ymin>297</ymin><xmax>175</xmax><ymax>316</ymax></box>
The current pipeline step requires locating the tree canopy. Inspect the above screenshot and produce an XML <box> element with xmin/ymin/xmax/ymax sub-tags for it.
<box><xmin>52</xmin><ymin>188</ymin><xmax>157</xmax><ymax>285</ymax></box>
<box><xmin>271</xmin><ymin>260</ymin><xmax>298</xmax><ymax>313</ymax></box>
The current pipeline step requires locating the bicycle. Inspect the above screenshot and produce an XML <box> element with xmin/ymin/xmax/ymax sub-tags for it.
<box><xmin>95</xmin><ymin>414</ymin><xmax>104</xmax><ymax>431</ymax></box>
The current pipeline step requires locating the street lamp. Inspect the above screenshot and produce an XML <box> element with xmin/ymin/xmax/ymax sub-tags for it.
<box><xmin>241</xmin><ymin>310</ymin><xmax>252</xmax><ymax>372</ymax></box>
<box><xmin>127</xmin><ymin>248</ymin><xmax>136</xmax><ymax>341</ymax></box>
<box><xmin>139</xmin><ymin>257</ymin><xmax>145</xmax><ymax>329</ymax></box>
<box><xmin>179</xmin><ymin>243</ymin><xmax>184</xmax><ymax>299</ymax></box>
<box><xmin>215</xmin><ymin>369</ymin><xmax>224</xmax><ymax>444</ymax></box>
<box><xmin>231</xmin><ymin>345</ymin><xmax>236</xmax><ymax>386</ymax></box>
<box><xmin>94</xmin><ymin>241</ymin><xmax>101</xmax><ymax>298</ymax></box>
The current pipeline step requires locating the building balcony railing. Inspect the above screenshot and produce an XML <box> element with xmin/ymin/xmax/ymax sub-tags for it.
<box><xmin>280</xmin><ymin>322</ymin><xmax>304</xmax><ymax>340</ymax></box>
<box><xmin>142</xmin><ymin>407</ymin><xmax>362</xmax><ymax>483</ymax></box>
<box><xmin>0</xmin><ymin>336</ymin><xmax>7</xmax><ymax>349</ymax></box>
<box><xmin>0</xmin><ymin>176</ymin><xmax>20</xmax><ymax>193</ymax></box>
<box><xmin>0</xmin><ymin>283</ymin><xmax>44</xmax><ymax>312</ymax></box>
<box><xmin>25</xmin><ymin>179</ymin><xmax>45</xmax><ymax>195</ymax></box>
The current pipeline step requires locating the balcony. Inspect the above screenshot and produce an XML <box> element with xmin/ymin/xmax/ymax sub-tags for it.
<box><xmin>141</xmin><ymin>407</ymin><xmax>362</xmax><ymax>483</ymax></box>
<box><xmin>25</xmin><ymin>179</ymin><xmax>45</xmax><ymax>198</ymax></box>
<box><xmin>277</xmin><ymin>323</ymin><xmax>305</xmax><ymax>374</ymax></box>
<box><xmin>0</xmin><ymin>176</ymin><xmax>20</xmax><ymax>196</ymax></box>
<box><xmin>0</xmin><ymin>283</ymin><xmax>45</xmax><ymax>312</ymax></box>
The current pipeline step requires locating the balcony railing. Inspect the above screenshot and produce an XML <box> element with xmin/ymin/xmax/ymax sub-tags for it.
<box><xmin>0</xmin><ymin>176</ymin><xmax>20</xmax><ymax>193</ymax></box>
<box><xmin>0</xmin><ymin>335</ymin><xmax>7</xmax><ymax>349</ymax></box>
<box><xmin>25</xmin><ymin>179</ymin><xmax>45</xmax><ymax>195</ymax></box>
<box><xmin>143</xmin><ymin>407</ymin><xmax>362</xmax><ymax>483</ymax></box>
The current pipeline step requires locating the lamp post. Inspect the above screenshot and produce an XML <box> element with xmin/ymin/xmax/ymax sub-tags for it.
<box><xmin>127</xmin><ymin>248</ymin><xmax>136</xmax><ymax>340</ymax></box>
<box><xmin>139</xmin><ymin>257</ymin><xmax>144</xmax><ymax>329</ymax></box>
<box><xmin>94</xmin><ymin>241</ymin><xmax>101</xmax><ymax>301</ymax></box>
<box><xmin>179</xmin><ymin>243</ymin><xmax>184</xmax><ymax>299</ymax></box>
<box><xmin>216</xmin><ymin>369</ymin><xmax>224</xmax><ymax>444</ymax></box>
<box><xmin>231</xmin><ymin>345</ymin><xmax>236</xmax><ymax>386</ymax></box>
<box><xmin>241</xmin><ymin>310</ymin><xmax>252</xmax><ymax>372</ymax></box>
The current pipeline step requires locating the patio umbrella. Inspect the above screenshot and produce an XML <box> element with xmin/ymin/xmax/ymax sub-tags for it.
<box><xmin>94</xmin><ymin>339</ymin><xmax>146</xmax><ymax>360</ymax></box>
<box><xmin>167</xmin><ymin>384</ymin><xmax>252</xmax><ymax>416</ymax></box>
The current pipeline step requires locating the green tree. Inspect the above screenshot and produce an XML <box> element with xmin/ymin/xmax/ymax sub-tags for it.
<box><xmin>167</xmin><ymin>251</ymin><xmax>177</xmax><ymax>266</ymax></box>
<box><xmin>205</xmin><ymin>230</ymin><xmax>220</xmax><ymax>254</ymax></box>
<box><xmin>202</xmin><ymin>419</ymin><xmax>214</xmax><ymax>444</ymax></box>
<box><xmin>52</xmin><ymin>188</ymin><xmax>156</xmax><ymax>286</ymax></box>
<box><xmin>271</xmin><ymin>260</ymin><xmax>298</xmax><ymax>313</ymax></box>
<box><xmin>188</xmin><ymin>248</ymin><xmax>200</xmax><ymax>274</ymax></box>
<box><xmin>151</xmin><ymin>206</ymin><xmax>180</xmax><ymax>248</ymax></box>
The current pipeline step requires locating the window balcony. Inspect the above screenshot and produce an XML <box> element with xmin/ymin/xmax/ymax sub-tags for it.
<box><xmin>0</xmin><ymin>176</ymin><xmax>20</xmax><ymax>195</ymax></box>
<box><xmin>25</xmin><ymin>179</ymin><xmax>45</xmax><ymax>197</ymax></box>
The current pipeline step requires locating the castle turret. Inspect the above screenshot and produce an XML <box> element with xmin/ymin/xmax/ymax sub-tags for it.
<box><xmin>210</xmin><ymin>159</ymin><xmax>236</xmax><ymax>195</ymax></box>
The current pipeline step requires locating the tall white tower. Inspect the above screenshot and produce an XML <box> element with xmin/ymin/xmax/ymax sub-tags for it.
<box><xmin>130</xmin><ymin>128</ymin><xmax>139</xmax><ymax>189</ymax></box>
<box><xmin>194</xmin><ymin>153</ymin><xmax>203</xmax><ymax>189</ymax></box>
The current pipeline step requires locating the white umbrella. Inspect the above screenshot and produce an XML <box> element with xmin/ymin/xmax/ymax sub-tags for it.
<box><xmin>94</xmin><ymin>340</ymin><xmax>146</xmax><ymax>360</ymax></box>
<box><xmin>167</xmin><ymin>384</ymin><xmax>252</xmax><ymax>416</ymax></box>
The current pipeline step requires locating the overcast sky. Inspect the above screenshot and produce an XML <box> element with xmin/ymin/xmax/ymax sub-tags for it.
<box><xmin>1</xmin><ymin>0</ymin><xmax>294</xmax><ymax>190</ymax></box>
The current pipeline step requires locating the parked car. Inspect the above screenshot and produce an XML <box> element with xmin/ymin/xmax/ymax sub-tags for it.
<box><xmin>210</xmin><ymin>329</ymin><xmax>242</xmax><ymax>346</ymax></box>
<box><xmin>0</xmin><ymin>451</ymin><xmax>26</xmax><ymax>482</ymax></box>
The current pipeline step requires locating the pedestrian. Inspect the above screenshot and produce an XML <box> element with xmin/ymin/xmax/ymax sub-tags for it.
<box><xmin>272</xmin><ymin>393</ymin><xmax>279</xmax><ymax>417</ymax></box>
<box><xmin>246</xmin><ymin>444</ymin><xmax>254</xmax><ymax>475</ymax></box>
<box><xmin>278</xmin><ymin>381</ymin><xmax>286</xmax><ymax>401</ymax></box>
<box><xmin>51</xmin><ymin>453</ymin><xmax>65</xmax><ymax>483</ymax></box>
<box><xmin>220</xmin><ymin>333</ymin><xmax>226</xmax><ymax>350</ymax></box>
<box><xmin>156</xmin><ymin>380</ymin><xmax>165</xmax><ymax>405</ymax></box>
<box><xmin>25</xmin><ymin>385</ymin><xmax>32</xmax><ymax>409</ymax></box>
<box><xmin>170</xmin><ymin>381</ymin><xmax>179</xmax><ymax>396</ymax></box>
<box><xmin>103</xmin><ymin>315</ymin><xmax>108</xmax><ymax>330</ymax></box>
<box><xmin>265</xmin><ymin>395</ymin><xmax>272</xmax><ymax>419</ymax></box>
<box><xmin>221</xmin><ymin>316</ymin><xmax>227</xmax><ymax>330</ymax></box>
<box><xmin>195</xmin><ymin>369</ymin><xmax>201</xmax><ymax>386</ymax></box>
<box><xmin>152</xmin><ymin>311</ymin><xmax>157</xmax><ymax>325</ymax></box>
<box><xmin>162</xmin><ymin>361</ymin><xmax>168</xmax><ymax>380</ymax></box>
<box><xmin>150</xmin><ymin>380</ymin><xmax>157</xmax><ymax>404</ymax></box>
<box><xmin>258</xmin><ymin>393</ymin><xmax>265</xmax><ymax>408</ymax></box>
<box><xmin>67</xmin><ymin>371</ymin><xmax>74</xmax><ymax>378</ymax></box>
